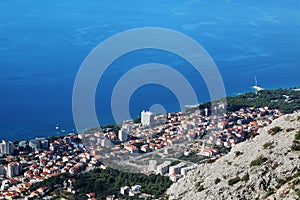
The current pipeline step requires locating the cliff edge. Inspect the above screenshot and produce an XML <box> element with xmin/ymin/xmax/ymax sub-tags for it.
<box><xmin>167</xmin><ymin>112</ymin><xmax>300</xmax><ymax>200</ymax></box>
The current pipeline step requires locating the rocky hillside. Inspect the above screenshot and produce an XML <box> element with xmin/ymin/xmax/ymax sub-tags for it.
<box><xmin>167</xmin><ymin>112</ymin><xmax>300</xmax><ymax>200</ymax></box>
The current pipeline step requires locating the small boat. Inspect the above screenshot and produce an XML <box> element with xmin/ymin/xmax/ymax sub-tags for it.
<box><xmin>55</xmin><ymin>124</ymin><xmax>60</xmax><ymax>130</ymax></box>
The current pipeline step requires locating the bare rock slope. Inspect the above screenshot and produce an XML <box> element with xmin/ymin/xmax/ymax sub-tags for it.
<box><xmin>167</xmin><ymin>113</ymin><xmax>300</xmax><ymax>200</ymax></box>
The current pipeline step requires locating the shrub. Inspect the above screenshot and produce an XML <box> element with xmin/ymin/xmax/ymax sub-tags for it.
<box><xmin>248</xmin><ymin>132</ymin><xmax>259</xmax><ymax>138</ymax></box>
<box><xmin>297</xmin><ymin>190</ymin><xmax>300</xmax><ymax>198</ymax></box>
<box><xmin>241</xmin><ymin>173</ymin><xmax>249</xmax><ymax>182</ymax></box>
<box><xmin>214</xmin><ymin>178</ymin><xmax>221</xmax><ymax>184</ymax></box>
<box><xmin>266</xmin><ymin>188</ymin><xmax>275</xmax><ymax>197</ymax></box>
<box><xmin>249</xmin><ymin>155</ymin><xmax>268</xmax><ymax>167</ymax></box>
<box><xmin>293</xmin><ymin>170</ymin><xmax>300</xmax><ymax>178</ymax></box>
<box><xmin>275</xmin><ymin>178</ymin><xmax>287</xmax><ymax>189</ymax></box>
<box><xmin>291</xmin><ymin>140</ymin><xmax>300</xmax><ymax>151</ymax></box>
<box><xmin>228</xmin><ymin>177</ymin><xmax>240</xmax><ymax>186</ymax></box>
<box><xmin>268</xmin><ymin>126</ymin><xmax>282</xmax><ymax>135</ymax></box>
<box><xmin>197</xmin><ymin>184</ymin><xmax>205</xmax><ymax>192</ymax></box>
<box><xmin>263</xmin><ymin>141</ymin><xmax>274</xmax><ymax>149</ymax></box>
<box><xmin>286</xmin><ymin>128</ymin><xmax>295</xmax><ymax>132</ymax></box>
<box><xmin>295</xmin><ymin>131</ymin><xmax>300</xmax><ymax>140</ymax></box>
<box><xmin>235</xmin><ymin>151</ymin><xmax>243</xmax><ymax>157</ymax></box>
<box><xmin>206</xmin><ymin>159</ymin><xmax>216</xmax><ymax>164</ymax></box>
<box><xmin>292</xmin><ymin>177</ymin><xmax>300</xmax><ymax>185</ymax></box>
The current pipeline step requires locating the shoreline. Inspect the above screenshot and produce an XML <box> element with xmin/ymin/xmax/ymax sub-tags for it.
<box><xmin>1</xmin><ymin>85</ymin><xmax>300</xmax><ymax>142</ymax></box>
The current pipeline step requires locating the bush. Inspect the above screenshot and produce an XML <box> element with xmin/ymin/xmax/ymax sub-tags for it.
<box><xmin>206</xmin><ymin>159</ymin><xmax>216</xmax><ymax>164</ymax></box>
<box><xmin>297</xmin><ymin>190</ymin><xmax>300</xmax><ymax>198</ymax></box>
<box><xmin>214</xmin><ymin>178</ymin><xmax>221</xmax><ymax>184</ymax></box>
<box><xmin>266</xmin><ymin>188</ymin><xmax>275</xmax><ymax>197</ymax></box>
<box><xmin>295</xmin><ymin>131</ymin><xmax>300</xmax><ymax>140</ymax></box>
<box><xmin>292</xmin><ymin>177</ymin><xmax>300</xmax><ymax>185</ymax></box>
<box><xmin>235</xmin><ymin>151</ymin><xmax>243</xmax><ymax>157</ymax></box>
<box><xmin>275</xmin><ymin>178</ymin><xmax>287</xmax><ymax>189</ymax></box>
<box><xmin>228</xmin><ymin>177</ymin><xmax>240</xmax><ymax>186</ymax></box>
<box><xmin>268</xmin><ymin>126</ymin><xmax>282</xmax><ymax>135</ymax></box>
<box><xmin>197</xmin><ymin>184</ymin><xmax>205</xmax><ymax>192</ymax></box>
<box><xmin>249</xmin><ymin>155</ymin><xmax>268</xmax><ymax>167</ymax></box>
<box><xmin>291</xmin><ymin>140</ymin><xmax>300</xmax><ymax>151</ymax></box>
<box><xmin>241</xmin><ymin>173</ymin><xmax>249</xmax><ymax>182</ymax></box>
<box><xmin>286</xmin><ymin>128</ymin><xmax>295</xmax><ymax>132</ymax></box>
<box><xmin>293</xmin><ymin>170</ymin><xmax>300</xmax><ymax>178</ymax></box>
<box><xmin>263</xmin><ymin>141</ymin><xmax>274</xmax><ymax>149</ymax></box>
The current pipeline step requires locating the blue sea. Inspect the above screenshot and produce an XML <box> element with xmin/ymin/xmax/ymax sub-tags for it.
<box><xmin>0</xmin><ymin>0</ymin><xmax>300</xmax><ymax>141</ymax></box>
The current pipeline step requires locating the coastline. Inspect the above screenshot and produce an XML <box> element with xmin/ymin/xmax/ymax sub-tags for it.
<box><xmin>1</xmin><ymin>85</ymin><xmax>300</xmax><ymax>142</ymax></box>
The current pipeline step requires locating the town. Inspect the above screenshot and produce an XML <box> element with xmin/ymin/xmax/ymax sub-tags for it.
<box><xmin>0</xmin><ymin>104</ymin><xmax>282</xmax><ymax>199</ymax></box>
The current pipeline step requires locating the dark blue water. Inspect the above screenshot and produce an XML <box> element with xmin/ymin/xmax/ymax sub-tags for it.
<box><xmin>1</xmin><ymin>0</ymin><xmax>300</xmax><ymax>141</ymax></box>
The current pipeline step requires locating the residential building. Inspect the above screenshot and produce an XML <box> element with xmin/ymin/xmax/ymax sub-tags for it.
<box><xmin>29</xmin><ymin>139</ymin><xmax>41</xmax><ymax>150</ymax></box>
<box><xmin>141</xmin><ymin>111</ymin><xmax>154</xmax><ymax>126</ymax></box>
<box><xmin>0</xmin><ymin>140</ymin><xmax>14</xmax><ymax>155</ymax></box>
<box><xmin>118</xmin><ymin>129</ymin><xmax>128</xmax><ymax>142</ymax></box>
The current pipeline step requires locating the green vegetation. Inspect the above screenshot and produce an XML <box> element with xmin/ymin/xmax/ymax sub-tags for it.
<box><xmin>214</xmin><ymin>178</ymin><xmax>221</xmax><ymax>184</ymax></box>
<box><xmin>31</xmin><ymin>173</ymin><xmax>72</xmax><ymax>193</ymax></box>
<box><xmin>295</xmin><ymin>130</ymin><xmax>300</xmax><ymax>140</ymax></box>
<box><xmin>228</xmin><ymin>177</ymin><xmax>240</xmax><ymax>186</ymax></box>
<box><xmin>296</xmin><ymin>190</ymin><xmax>300</xmax><ymax>198</ymax></box>
<box><xmin>225</xmin><ymin>88</ymin><xmax>300</xmax><ymax>113</ymax></box>
<box><xmin>291</xmin><ymin>140</ymin><xmax>300</xmax><ymax>151</ymax></box>
<box><xmin>268</xmin><ymin>126</ymin><xmax>283</xmax><ymax>135</ymax></box>
<box><xmin>206</xmin><ymin>159</ymin><xmax>216</xmax><ymax>164</ymax></box>
<box><xmin>49</xmin><ymin>135</ymin><xmax>64</xmax><ymax>143</ymax></box>
<box><xmin>292</xmin><ymin>177</ymin><xmax>300</xmax><ymax>185</ymax></box>
<box><xmin>31</xmin><ymin>167</ymin><xmax>172</xmax><ymax>199</ymax></box>
<box><xmin>241</xmin><ymin>173</ymin><xmax>249</xmax><ymax>182</ymax></box>
<box><xmin>86</xmin><ymin>124</ymin><xmax>121</xmax><ymax>134</ymax></box>
<box><xmin>235</xmin><ymin>151</ymin><xmax>243</xmax><ymax>157</ymax></box>
<box><xmin>263</xmin><ymin>141</ymin><xmax>274</xmax><ymax>149</ymax></box>
<box><xmin>197</xmin><ymin>184</ymin><xmax>205</xmax><ymax>192</ymax></box>
<box><xmin>179</xmin><ymin>151</ymin><xmax>207</xmax><ymax>163</ymax></box>
<box><xmin>266</xmin><ymin>188</ymin><xmax>275</xmax><ymax>197</ymax></box>
<box><xmin>275</xmin><ymin>178</ymin><xmax>287</xmax><ymax>189</ymax></box>
<box><xmin>294</xmin><ymin>170</ymin><xmax>300</xmax><ymax>178</ymax></box>
<box><xmin>133</xmin><ymin>117</ymin><xmax>141</xmax><ymax>124</ymax></box>
<box><xmin>297</xmin><ymin>116</ymin><xmax>300</xmax><ymax>121</ymax></box>
<box><xmin>286</xmin><ymin>128</ymin><xmax>295</xmax><ymax>132</ymax></box>
<box><xmin>170</xmin><ymin>160</ymin><xmax>181</xmax><ymax>166</ymax></box>
<box><xmin>73</xmin><ymin>168</ymin><xmax>172</xmax><ymax>199</ymax></box>
<box><xmin>291</xmin><ymin>131</ymin><xmax>300</xmax><ymax>151</ymax></box>
<box><xmin>249</xmin><ymin>155</ymin><xmax>268</xmax><ymax>167</ymax></box>
<box><xmin>248</xmin><ymin>132</ymin><xmax>259</xmax><ymax>138</ymax></box>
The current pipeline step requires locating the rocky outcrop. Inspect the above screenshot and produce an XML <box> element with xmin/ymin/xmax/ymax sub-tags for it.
<box><xmin>167</xmin><ymin>113</ymin><xmax>300</xmax><ymax>200</ymax></box>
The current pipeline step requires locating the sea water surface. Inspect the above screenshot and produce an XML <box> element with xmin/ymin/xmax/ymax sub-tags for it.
<box><xmin>0</xmin><ymin>0</ymin><xmax>300</xmax><ymax>140</ymax></box>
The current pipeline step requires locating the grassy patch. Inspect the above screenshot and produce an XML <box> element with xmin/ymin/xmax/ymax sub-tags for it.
<box><xmin>291</xmin><ymin>140</ymin><xmax>300</xmax><ymax>151</ymax></box>
<box><xmin>268</xmin><ymin>126</ymin><xmax>282</xmax><ymax>135</ymax></box>
<box><xmin>228</xmin><ymin>177</ymin><xmax>240</xmax><ymax>186</ymax></box>
<box><xmin>241</xmin><ymin>173</ymin><xmax>249</xmax><ymax>182</ymax></box>
<box><xmin>197</xmin><ymin>184</ymin><xmax>205</xmax><ymax>192</ymax></box>
<box><xmin>295</xmin><ymin>131</ymin><xmax>300</xmax><ymax>140</ymax></box>
<box><xmin>263</xmin><ymin>141</ymin><xmax>274</xmax><ymax>149</ymax></box>
<box><xmin>286</xmin><ymin>128</ymin><xmax>295</xmax><ymax>132</ymax></box>
<box><xmin>249</xmin><ymin>155</ymin><xmax>268</xmax><ymax>167</ymax></box>
<box><xmin>214</xmin><ymin>178</ymin><xmax>221</xmax><ymax>184</ymax></box>
<box><xmin>275</xmin><ymin>178</ymin><xmax>287</xmax><ymax>189</ymax></box>
<box><xmin>266</xmin><ymin>188</ymin><xmax>275</xmax><ymax>197</ymax></box>
<box><xmin>235</xmin><ymin>151</ymin><xmax>243</xmax><ymax>157</ymax></box>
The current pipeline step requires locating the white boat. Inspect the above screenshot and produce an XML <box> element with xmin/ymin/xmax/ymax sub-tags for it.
<box><xmin>55</xmin><ymin>124</ymin><xmax>60</xmax><ymax>130</ymax></box>
<box><xmin>252</xmin><ymin>76</ymin><xmax>265</xmax><ymax>91</ymax></box>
